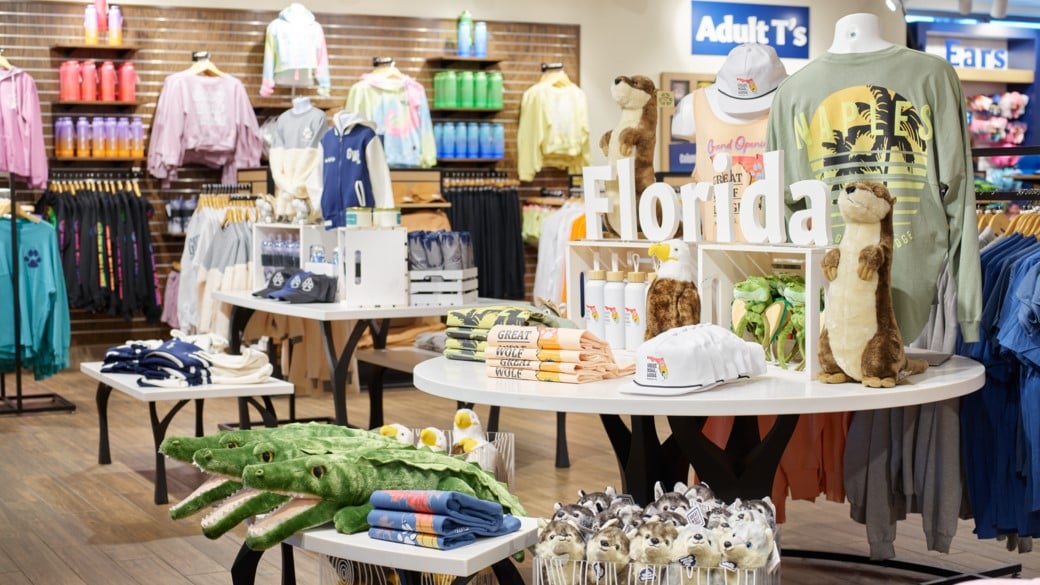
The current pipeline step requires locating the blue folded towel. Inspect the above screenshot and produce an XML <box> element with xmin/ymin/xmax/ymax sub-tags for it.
<box><xmin>368</xmin><ymin>527</ymin><xmax>476</xmax><ymax>550</ymax></box>
<box><xmin>366</xmin><ymin>509</ymin><xmax>521</xmax><ymax>537</ymax></box>
<box><xmin>369</xmin><ymin>490</ymin><xmax>504</xmax><ymax>529</ymax></box>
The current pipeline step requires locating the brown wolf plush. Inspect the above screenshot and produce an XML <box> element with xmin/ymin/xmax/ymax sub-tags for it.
<box><xmin>600</xmin><ymin>75</ymin><xmax>657</xmax><ymax>236</ymax></box>
<box><xmin>818</xmin><ymin>182</ymin><xmax>928</xmax><ymax>387</ymax></box>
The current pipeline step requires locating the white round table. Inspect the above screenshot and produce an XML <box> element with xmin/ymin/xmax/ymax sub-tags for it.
<box><xmin>414</xmin><ymin>356</ymin><xmax>985</xmax><ymax>503</ymax></box>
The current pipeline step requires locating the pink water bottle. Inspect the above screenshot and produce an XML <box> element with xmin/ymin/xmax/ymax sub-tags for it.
<box><xmin>118</xmin><ymin>62</ymin><xmax>135</xmax><ymax>102</ymax></box>
<box><xmin>81</xmin><ymin>61</ymin><xmax>97</xmax><ymax>101</ymax></box>
<box><xmin>99</xmin><ymin>61</ymin><xmax>116</xmax><ymax>102</ymax></box>
<box><xmin>95</xmin><ymin>0</ymin><xmax>108</xmax><ymax>34</ymax></box>
<box><xmin>66</xmin><ymin>60</ymin><xmax>82</xmax><ymax>101</ymax></box>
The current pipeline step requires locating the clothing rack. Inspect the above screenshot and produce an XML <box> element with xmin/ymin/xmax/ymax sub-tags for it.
<box><xmin>0</xmin><ymin>173</ymin><xmax>75</xmax><ymax>416</ymax></box>
<box><xmin>200</xmin><ymin>183</ymin><xmax>253</xmax><ymax>195</ymax></box>
<box><xmin>976</xmin><ymin>189</ymin><xmax>1040</xmax><ymax>200</ymax></box>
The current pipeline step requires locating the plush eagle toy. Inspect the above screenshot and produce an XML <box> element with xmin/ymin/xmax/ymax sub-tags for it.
<box><xmin>645</xmin><ymin>239</ymin><xmax>700</xmax><ymax>340</ymax></box>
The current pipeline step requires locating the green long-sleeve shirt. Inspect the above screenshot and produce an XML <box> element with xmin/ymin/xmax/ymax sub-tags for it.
<box><xmin>767</xmin><ymin>45</ymin><xmax>982</xmax><ymax>343</ymax></box>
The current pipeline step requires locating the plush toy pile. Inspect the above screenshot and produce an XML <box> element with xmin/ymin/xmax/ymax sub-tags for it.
<box><xmin>534</xmin><ymin>482</ymin><xmax>779</xmax><ymax>585</ymax></box>
<box><xmin>732</xmin><ymin>274</ymin><xmax>814</xmax><ymax>370</ymax></box>
<box><xmin>160</xmin><ymin>417</ymin><xmax>525</xmax><ymax>551</ymax></box>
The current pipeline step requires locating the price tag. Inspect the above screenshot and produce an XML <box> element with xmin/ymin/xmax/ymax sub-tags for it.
<box><xmin>677</xmin><ymin>555</ymin><xmax>696</xmax><ymax>569</ymax></box>
<box><xmin>686</xmin><ymin>506</ymin><xmax>705</xmax><ymax>527</ymax></box>
<box><xmin>719</xmin><ymin>561</ymin><xmax>737</xmax><ymax>572</ymax></box>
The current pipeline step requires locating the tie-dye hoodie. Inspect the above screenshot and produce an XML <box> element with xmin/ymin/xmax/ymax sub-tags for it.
<box><xmin>345</xmin><ymin>69</ymin><xmax>437</xmax><ymax>168</ymax></box>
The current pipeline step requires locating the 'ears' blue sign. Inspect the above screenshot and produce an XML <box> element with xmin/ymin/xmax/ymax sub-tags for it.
<box><xmin>692</xmin><ymin>1</ymin><xmax>810</xmax><ymax>58</ymax></box>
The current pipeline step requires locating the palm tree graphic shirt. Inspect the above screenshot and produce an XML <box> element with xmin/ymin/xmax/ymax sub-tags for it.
<box><xmin>767</xmin><ymin>45</ymin><xmax>982</xmax><ymax>343</ymax></box>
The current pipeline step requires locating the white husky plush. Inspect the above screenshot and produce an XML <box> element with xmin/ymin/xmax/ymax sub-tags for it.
<box><xmin>718</xmin><ymin>520</ymin><xmax>774</xmax><ymax>584</ymax></box>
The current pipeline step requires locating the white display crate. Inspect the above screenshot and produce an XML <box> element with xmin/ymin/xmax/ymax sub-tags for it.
<box><xmin>338</xmin><ymin>227</ymin><xmax>410</xmax><ymax>308</ymax></box>
<box><xmin>698</xmin><ymin>242</ymin><xmax>829</xmax><ymax>378</ymax></box>
<box><xmin>410</xmin><ymin>268</ymin><xmax>479</xmax><ymax>307</ymax></box>
<box><xmin>252</xmin><ymin>223</ymin><xmax>339</xmax><ymax>294</ymax></box>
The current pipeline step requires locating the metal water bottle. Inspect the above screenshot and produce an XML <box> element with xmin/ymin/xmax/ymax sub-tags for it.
<box><xmin>129</xmin><ymin>117</ymin><xmax>145</xmax><ymax>158</ymax></box>
<box><xmin>623</xmin><ymin>271</ymin><xmax>648</xmax><ymax>350</ymax></box>
<box><xmin>118</xmin><ymin>61</ymin><xmax>136</xmax><ymax>102</ymax></box>
<box><xmin>80</xmin><ymin>61</ymin><xmax>97</xmax><ymax>101</ymax></box>
<box><xmin>584</xmin><ymin>270</ymin><xmax>607</xmax><ymax>339</ymax></box>
<box><xmin>603</xmin><ymin>271</ymin><xmax>626</xmax><ymax>349</ymax></box>
<box><xmin>457</xmin><ymin>10</ymin><xmax>473</xmax><ymax>57</ymax></box>
<box><xmin>107</xmin><ymin>4</ymin><xmax>122</xmax><ymax>46</ymax></box>
<box><xmin>99</xmin><ymin>61</ymin><xmax>116</xmax><ymax>102</ymax></box>
<box><xmin>84</xmin><ymin>4</ymin><xmax>99</xmax><ymax>45</ymax></box>
<box><xmin>76</xmin><ymin>117</ymin><xmax>91</xmax><ymax>158</ymax></box>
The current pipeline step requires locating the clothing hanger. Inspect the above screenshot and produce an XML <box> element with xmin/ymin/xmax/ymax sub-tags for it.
<box><xmin>539</xmin><ymin>63</ymin><xmax>570</xmax><ymax>86</ymax></box>
<box><xmin>0</xmin><ymin>49</ymin><xmax>12</xmax><ymax>71</ymax></box>
<box><xmin>988</xmin><ymin>212</ymin><xmax>1010</xmax><ymax>236</ymax></box>
<box><xmin>372</xmin><ymin>56</ymin><xmax>403</xmax><ymax>79</ymax></box>
<box><xmin>187</xmin><ymin>51</ymin><xmax>224</xmax><ymax>77</ymax></box>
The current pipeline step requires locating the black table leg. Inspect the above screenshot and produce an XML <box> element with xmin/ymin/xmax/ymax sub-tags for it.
<box><xmin>148</xmin><ymin>399</ymin><xmax>192</xmax><ymax>505</ymax></box>
<box><xmin>231</xmin><ymin>543</ymin><xmax>264</xmax><ymax>585</ymax></box>
<box><xmin>321</xmin><ymin>320</ymin><xmax>372</xmax><ymax>427</ymax></box>
<box><xmin>367</xmin><ymin>318</ymin><xmax>391</xmax><ymax>429</ymax></box>
<box><xmin>96</xmin><ymin>383</ymin><xmax>112</xmax><ymax>464</ymax></box>
<box><xmin>194</xmin><ymin>399</ymin><xmax>205</xmax><ymax>436</ymax></box>
<box><xmin>280</xmin><ymin>542</ymin><xmax>296</xmax><ymax>585</ymax></box>
<box><xmin>666</xmin><ymin>414</ymin><xmax>799</xmax><ymax>502</ymax></box>
<box><xmin>228</xmin><ymin>306</ymin><xmax>256</xmax><ymax>354</ymax></box>
<box><xmin>237</xmin><ymin>396</ymin><xmax>280</xmax><ymax>428</ymax></box>
<box><xmin>555</xmin><ymin>412</ymin><xmax>570</xmax><ymax>468</ymax></box>
<box><xmin>490</xmin><ymin>556</ymin><xmax>525</xmax><ymax>585</ymax></box>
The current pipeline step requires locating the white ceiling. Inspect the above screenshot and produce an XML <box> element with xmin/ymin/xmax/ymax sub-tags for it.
<box><xmin>908</xmin><ymin>0</ymin><xmax>1040</xmax><ymax>18</ymax></box>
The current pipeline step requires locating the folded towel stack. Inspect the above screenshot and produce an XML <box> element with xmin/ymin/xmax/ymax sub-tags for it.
<box><xmin>485</xmin><ymin>325</ymin><xmax>636</xmax><ymax>383</ymax></box>
<box><xmin>444</xmin><ymin>305</ymin><xmax>577</xmax><ymax>363</ymax></box>
<box><xmin>366</xmin><ymin>490</ymin><xmax>521</xmax><ymax>550</ymax></box>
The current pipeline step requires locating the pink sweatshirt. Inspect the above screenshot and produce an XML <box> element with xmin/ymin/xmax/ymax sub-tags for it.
<box><xmin>0</xmin><ymin>68</ymin><xmax>47</xmax><ymax>189</ymax></box>
<box><xmin>147</xmin><ymin>71</ymin><xmax>262</xmax><ymax>186</ymax></box>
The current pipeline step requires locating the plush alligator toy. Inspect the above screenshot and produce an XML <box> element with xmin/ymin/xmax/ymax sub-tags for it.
<box><xmin>241</xmin><ymin>448</ymin><xmax>526</xmax><ymax>550</ymax></box>
<box><xmin>189</xmin><ymin>435</ymin><xmax>406</xmax><ymax>538</ymax></box>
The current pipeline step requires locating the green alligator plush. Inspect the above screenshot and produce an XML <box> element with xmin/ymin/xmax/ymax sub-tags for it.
<box><xmin>189</xmin><ymin>436</ymin><xmax>407</xmax><ymax>538</ymax></box>
<box><xmin>241</xmin><ymin>449</ymin><xmax>526</xmax><ymax>550</ymax></box>
<box><xmin>161</xmin><ymin>423</ymin><xmax>391</xmax><ymax>521</ymax></box>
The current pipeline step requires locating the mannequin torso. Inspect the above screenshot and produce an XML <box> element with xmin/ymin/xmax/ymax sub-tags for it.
<box><xmin>829</xmin><ymin>13</ymin><xmax>893</xmax><ymax>54</ymax></box>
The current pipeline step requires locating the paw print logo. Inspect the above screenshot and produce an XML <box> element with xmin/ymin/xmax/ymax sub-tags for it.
<box><xmin>24</xmin><ymin>248</ymin><xmax>41</xmax><ymax>269</ymax></box>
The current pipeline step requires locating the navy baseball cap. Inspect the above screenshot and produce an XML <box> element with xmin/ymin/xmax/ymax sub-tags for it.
<box><xmin>253</xmin><ymin>269</ymin><xmax>297</xmax><ymax>298</ymax></box>
<box><xmin>268</xmin><ymin>271</ymin><xmax>314</xmax><ymax>300</ymax></box>
<box><xmin>280</xmin><ymin>274</ymin><xmax>337</xmax><ymax>304</ymax></box>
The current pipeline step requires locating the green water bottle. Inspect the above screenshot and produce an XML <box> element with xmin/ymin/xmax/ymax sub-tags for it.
<box><xmin>458</xmin><ymin>70</ymin><xmax>475</xmax><ymax>109</ymax></box>
<box><xmin>433</xmin><ymin>72</ymin><xmax>444</xmax><ymax>108</ymax></box>
<box><xmin>488</xmin><ymin>71</ymin><xmax>504</xmax><ymax>109</ymax></box>
<box><xmin>443</xmin><ymin>70</ymin><xmax>458</xmax><ymax>108</ymax></box>
<box><xmin>474</xmin><ymin>71</ymin><xmax>488</xmax><ymax>109</ymax></box>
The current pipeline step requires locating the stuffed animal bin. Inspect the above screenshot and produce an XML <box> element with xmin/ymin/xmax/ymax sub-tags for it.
<box><xmin>817</xmin><ymin>182</ymin><xmax>928</xmax><ymax>387</ymax></box>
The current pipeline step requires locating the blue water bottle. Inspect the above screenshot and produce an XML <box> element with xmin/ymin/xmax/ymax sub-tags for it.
<box><xmin>454</xmin><ymin>122</ymin><xmax>468</xmax><ymax>158</ymax></box>
<box><xmin>433</xmin><ymin>123</ymin><xmax>444</xmax><ymax>156</ymax></box>
<box><xmin>492</xmin><ymin>123</ymin><xmax>505</xmax><ymax>159</ymax></box>
<box><xmin>479</xmin><ymin>123</ymin><xmax>493</xmax><ymax>159</ymax></box>
<box><xmin>441</xmin><ymin>122</ymin><xmax>456</xmax><ymax>159</ymax></box>
<box><xmin>474</xmin><ymin>22</ymin><xmax>488</xmax><ymax>58</ymax></box>
<box><xmin>467</xmin><ymin>122</ymin><xmax>480</xmax><ymax>159</ymax></box>
<box><xmin>457</xmin><ymin>10</ymin><xmax>473</xmax><ymax>57</ymax></box>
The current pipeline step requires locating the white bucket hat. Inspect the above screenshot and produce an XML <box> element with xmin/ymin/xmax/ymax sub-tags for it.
<box><xmin>622</xmin><ymin>323</ymin><xmax>767</xmax><ymax>396</ymax></box>
<box><xmin>709</xmin><ymin>43</ymin><xmax>788</xmax><ymax>115</ymax></box>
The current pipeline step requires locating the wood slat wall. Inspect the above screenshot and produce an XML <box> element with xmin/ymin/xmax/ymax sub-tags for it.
<box><xmin>0</xmin><ymin>2</ymin><xmax>580</xmax><ymax>352</ymax></box>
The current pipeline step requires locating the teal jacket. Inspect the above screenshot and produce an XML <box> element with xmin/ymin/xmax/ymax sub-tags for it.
<box><xmin>0</xmin><ymin>220</ymin><xmax>70</xmax><ymax>379</ymax></box>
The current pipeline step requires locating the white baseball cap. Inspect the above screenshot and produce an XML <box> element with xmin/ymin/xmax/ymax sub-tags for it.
<box><xmin>621</xmin><ymin>324</ymin><xmax>767</xmax><ymax>396</ymax></box>
<box><xmin>709</xmin><ymin>44</ymin><xmax>788</xmax><ymax>115</ymax></box>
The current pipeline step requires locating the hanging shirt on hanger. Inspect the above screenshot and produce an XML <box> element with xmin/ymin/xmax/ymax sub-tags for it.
<box><xmin>260</xmin><ymin>3</ymin><xmax>331</xmax><ymax>96</ymax></box>
<box><xmin>517</xmin><ymin>70</ymin><xmax>590</xmax><ymax>182</ymax></box>
<box><xmin>0</xmin><ymin>67</ymin><xmax>47</xmax><ymax>189</ymax></box>
<box><xmin>269</xmin><ymin>105</ymin><xmax>327</xmax><ymax>216</ymax></box>
<box><xmin>767</xmin><ymin>45</ymin><xmax>982</xmax><ymax>343</ymax></box>
<box><xmin>345</xmin><ymin>67</ymin><xmax>437</xmax><ymax>168</ymax></box>
<box><xmin>148</xmin><ymin>70</ymin><xmax>263</xmax><ymax>187</ymax></box>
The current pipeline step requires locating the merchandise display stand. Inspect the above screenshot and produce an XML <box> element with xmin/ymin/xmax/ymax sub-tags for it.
<box><xmin>414</xmin><ymin>356</ymin><xmax>1023</xmax><ymax>583</ymax></box>
<box><xmin>0</xmin><ymin>173</ymin><xmax>76</xmax><ymax>416</ymax></box>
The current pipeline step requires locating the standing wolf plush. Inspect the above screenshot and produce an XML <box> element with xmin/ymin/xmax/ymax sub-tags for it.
<box><xmin>818</xmin><ymin>182</ymin><xmax>928</xmax><ymax>387</ymax></box>
<box><xmin>601</xmin><ymin>75</ymin><xmax>657</xmax><ymax>236</ymax></box>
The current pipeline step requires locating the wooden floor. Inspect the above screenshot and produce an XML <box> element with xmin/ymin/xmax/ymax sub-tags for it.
<box><xmin>0</xmin><ymin>371</ymin><xmax>1037</xmax><ymax>584</ymax></box>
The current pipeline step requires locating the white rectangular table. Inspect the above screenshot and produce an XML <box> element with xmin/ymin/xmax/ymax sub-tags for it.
<box><xmin>214</xmin><ymin>291</ymin><xmax>506</xmax><ymax>429</ymax></box>
<box><xmin>80</xmin><ymin>361</ymin><xmax>294</xmax><ymax>505</ymax></box>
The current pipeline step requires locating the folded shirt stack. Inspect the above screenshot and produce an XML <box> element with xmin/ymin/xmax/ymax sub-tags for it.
<box><xmin>443</xmin><ymin>305</ymin><xmax>578</xmax><ymax>363</ymax></box>
<box><xmin>365</xmin><ymin>490</ymin><xmax>521</xmax><ymax>551</ymax></box>
<box><xmin>101</xmin><ymin>337</ymin><xmax>274</xmax><ymax>388</ymax></box>
<box><xmin>485</xmin><ymin>325</ymin><xmax>636</xmax><ymax>383</ymax></box>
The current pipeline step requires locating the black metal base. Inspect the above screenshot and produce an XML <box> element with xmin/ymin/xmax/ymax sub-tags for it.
<box><xmin>783</xmin><ymin>549</ymin><xmax>1022</xmax><ymax>584</ymax></box>
<box><xmin>0</xmin><ymin>392</ymin><xmax>77</xmax><ymax>415</ymax></box>
<box><xmin>216</xmin><ymin>415</ymin><xmax>335</xmax><ymax>431</ymax></box>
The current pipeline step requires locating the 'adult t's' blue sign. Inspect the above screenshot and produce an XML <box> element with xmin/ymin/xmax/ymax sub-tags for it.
<box><xmin>692</xmin><ymin>1</ymin><xmax>809</xmax><ymax>58</ymax></box>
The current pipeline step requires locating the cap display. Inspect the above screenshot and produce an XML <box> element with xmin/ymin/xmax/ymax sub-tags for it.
<box><xmin>621</xmin><ymin>323</ymin><xmax>767</xmax><ymax>396</ymax></box>
<box><xmin>252</xmin><ymin>269</ymin><xmax>296</xmax><ymax>298</ymax></box>
<box><xmin>710</xmin><ymin>43</ymin><xmax>788</xmax><ymax>115</ymax></box>
<box><xmin>267</xmin><ymin>271</ymin><xmax>314</xmax><ymax>300</ymax></box>
<box><xmin>278</xmin><ymin>274</ymin><xmax>338</xmax><ymax>304</ymax></box>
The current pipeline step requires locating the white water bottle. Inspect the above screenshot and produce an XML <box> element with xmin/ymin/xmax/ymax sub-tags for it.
<box><xmin>603</xmin><ymin>271</ymin><xmax>626</xmax><ymax>350</ymax></box>
<box><xmin>584</xmin><ymin>270</ymin><xmax>606</xmax><ymax>338</ymax></box>
<box><xmin>624</xmin><ymin>271</ymin><xmax>647</xmax><ymax>350</ymax></box>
